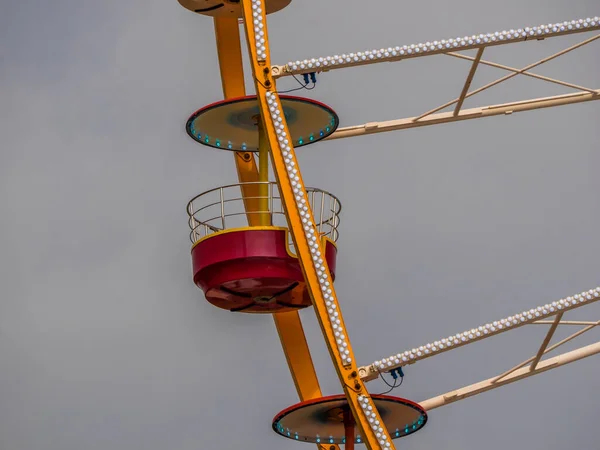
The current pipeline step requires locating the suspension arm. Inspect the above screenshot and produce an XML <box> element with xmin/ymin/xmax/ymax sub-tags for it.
<box><xmin>358</xmin><ymin>287</ymin><xmax>600</xmax><ymax>381</ymax></box>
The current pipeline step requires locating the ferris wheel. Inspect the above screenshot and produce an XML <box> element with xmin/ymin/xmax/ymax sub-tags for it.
<box><xmin>178</xmin><ymin>2</ymin><xmax>599</xmax><ymax>449</ymax></box>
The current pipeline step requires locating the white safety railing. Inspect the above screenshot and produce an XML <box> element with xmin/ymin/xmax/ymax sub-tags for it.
<box><xmin>186</xmin><ymin>182</ymin><xmax>342</xmax><ymax>248</ymax></box>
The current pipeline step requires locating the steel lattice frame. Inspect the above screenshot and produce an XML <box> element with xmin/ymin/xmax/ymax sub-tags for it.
<box><xmin>189</xmin><ymin>4</ymin><xmax>600</xmax><ymax>450</ymax></box>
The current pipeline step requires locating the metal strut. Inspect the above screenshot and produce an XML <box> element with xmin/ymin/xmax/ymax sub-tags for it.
<box><xmin>240</xmin><ymin>2</ymin><xmax>395</xmax><ymax>450</ymax></box>
<box><xmin>212</xmin><ymin>15</ymin><xmax>335</xmax><ymax>450</ymax></box>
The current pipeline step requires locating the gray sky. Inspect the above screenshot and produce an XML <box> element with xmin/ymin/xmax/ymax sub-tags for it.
<box><xmin>1</xmin><ymin>1</ymin><xmax>599</xmax><ymax>449</ymax></box>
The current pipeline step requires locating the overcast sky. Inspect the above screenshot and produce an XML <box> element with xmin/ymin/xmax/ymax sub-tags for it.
<box><xmin>1</xmin><ymin>1</ymin><xmax>599</xmax><ymax>449</ymax></box>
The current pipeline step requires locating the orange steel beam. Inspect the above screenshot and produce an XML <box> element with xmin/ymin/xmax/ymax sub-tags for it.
<box><xmin>274</xmin><ymin>310</ymin><xmax>333</xmax><ymax>450</ymax></box>
<box><xmin>213</xmin><ymin>17</ymin><xmax>246</xmax><ymax>99</ymax></box>
<box><xmin>273</xmin><ymin>311</ymin><xmax>323</xmax><ymax>400</ymax></box>
<box><xmin>212</xmin><ymin>18</ymin><xmax>332</xmax><ymax>450</ymax></box>
<box><xmin>240</xmin><ymin>2</ymin><xmax>394</xmax><ymax>450</ymax></box>
<box><xmin>257</xmin><ymin>122</ymin><xmax>270</xmax><ymax>225</ymax></box>
<box><xmin>213</xmin><ymin>17</ymin><xmax>263</xmax><ymax>218</ymax></box>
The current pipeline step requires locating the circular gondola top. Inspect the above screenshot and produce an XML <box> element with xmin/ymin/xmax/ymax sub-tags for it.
<box><xmin>272</xmin><ymin>394</ymin><xmax>427</xmax><ymax>444</ymax></box>
<box><xmin>186</xmin><ymin>95</ymin><xmax>339</xmax><ymax>152</ymax></box>
<box><xmin>177</xmin><ymin>0</ymin><xmax>292</xmax><ymax>18</ymax></box>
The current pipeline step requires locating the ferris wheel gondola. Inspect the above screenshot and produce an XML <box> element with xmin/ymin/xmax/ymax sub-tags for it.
<box><xmin>174</xmin><ymin>2</ymin><xmax>600</xmax><ymax>449</ymax></box>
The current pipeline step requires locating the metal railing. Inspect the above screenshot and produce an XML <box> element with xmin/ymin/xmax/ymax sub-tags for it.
<box><xmin>186</xmin><ymin>182</ymin><xmax>342</xmax><ymax>248</ymax></box>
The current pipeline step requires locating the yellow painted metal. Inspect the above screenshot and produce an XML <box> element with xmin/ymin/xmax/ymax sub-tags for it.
<box><xmin>212</xmin><ymin>18</ymin><xmax>337</xmax><ymax>450</ymax></box>
<box><xmin>213</xmin><ymin>17</ymin><xmax>246</xmax><ymax>99</ymax></box>
<box><xmin>239</xmin><ymin>2</ymin><xmax>394</xmax><ymax>449</ymax></box>
<box><xmin>274</xmin><ymin>312</ymin><xmax>336</xmax><ymax>450</ymax></box>
<box><xmin>213</xmin><ymin>17</ymin><xmax>263</xmax><ymax>225</ymax></box>
<box><xmin>234</xmin><ymin>153</ymin><xmax>264</xmax><ymax>226</ymax></box>
<box><xmin>273</xmin><ymin>311</ymin><xmax>323</xmax><ymax>400</ymax></box>
<box><xmin>257</xmin><ymin>122</ymin><xmax>271</xmax><ymax>226</ymax></box>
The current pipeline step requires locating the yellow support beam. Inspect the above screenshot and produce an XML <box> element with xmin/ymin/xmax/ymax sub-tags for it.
<box><xmin>274</xmin><ymin>310</ymin><xmax>335</xmax><ymax>450</ymax></box>
<box><xmin>213</xmin><ymin>17</ymin><xmax>263</xmax><ymax>222</ymax></box>
<box><xmin>213</xmin><ymin>17</ymin><xmax>246</xmax><ymax>99</ymax></box>
<box><xmin>234</xmin><ymin>152</ymin><xmax>263</xmax><ymax>225</ymax></box>
<box><xmin>239</xmin><ymin>2</ymin><xmax>394</xmax><ymax>450</ymax></box>
<box><xmin>273</xmin><ymin>310</ymin><xmax>323</xmax><ymax>400</ymax></box>
<box><xmin>257</xmin><ymin>122</ymin><xmax>270</xmax><ymax>226</ymax></box>
<box><xmin>212</xmin><ymin>18</ymin><xmax>335</xmax><ymax>450</ymax></box>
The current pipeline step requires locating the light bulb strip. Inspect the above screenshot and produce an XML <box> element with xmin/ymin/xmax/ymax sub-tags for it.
<box><xmin>272</xmin><ymin>16</ymin><xmax>600</xmax><ymax>78</ymax></box>
<box><xmin>264</xmin><ymin>90</ymin><xmax>392</xmax><ymax>450</ymax></box>
<box><xmin>265</xmin><ymin>90</ymin><xmax>352</xmax><ymax>366</ymax></box>
<box><xmin>240</xmin><ymin>2</ymin><xmax>395</xmax><ymax>449</ymax></box>
<box><xmin>251</xmin><ymin>0</ymin><xmax>267</xmax><ymax>60</ymax></box>
<box><xmin>359</xmin><ymin>287</ymin><xmax>600</xmax><ymax>381</ymax></box>
<box><xmin>357</xmin><ymin>395</ymin><xmax>392</xmax><ymax>448</ymax></box>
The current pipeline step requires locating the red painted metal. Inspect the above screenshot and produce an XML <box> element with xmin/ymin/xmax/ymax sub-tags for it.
<box><xmin>191</xmin><ymin>228</ymin><xmax>337</xmax><ymax>313</ymax></box>
<box><xmin>344</xmin><ymin>409</ymin><xmax>355</xmax><ymax>450</ymax></box>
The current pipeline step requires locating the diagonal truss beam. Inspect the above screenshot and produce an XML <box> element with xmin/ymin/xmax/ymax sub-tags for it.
<box><xmin>326</xmin><ymin>89</ymin><xmax>599</xmax><ymax>140</ymax></box>
<box><xmin>276</xmin><ymin>27</ymin><xmax>600</xmax><ymax>142</ymax></box>
<box><xmin>446</xmin><ymin>52</ymin><xmax>597</xmax><ymax>93</ymax></box>
<box><xmin>240</xmin><ymin>2</ymin><xmax>395</xmax><ymax>450</ymax></box>
<box><xmin>358</xmin><ymin>287</ymin><xmax>600</xmax><ymax>381</ymax></box>
<box><xmin>492</xmin><ymin>319</ymin><xmax>600</xmax><ymax>382</ymax></box>
<box><xmin>419</xmin><ymin>340</ymin><xmax>600</xmax><ymax>411</ymax></box>
<box><xmin>413</xmin><ymin>34</ymin><xmax>600</xmax><ymax>121</ymax></box>
<box><xmin>454</xmin><ymin>48</ymin><xmax>484</xmax><ymax>115</ymax></box>
<box><xmin>529</xmin><ymin>312</ymin><xmax>563</xmax><ymax>370</ymax></box>
<box><xmin>212</xmin><ymin>17</ymin><xmax>336</xmax><ymax>450</ymax></box>
<box><xmin>405</xmin><ymin>306</ymin><xmax>599</xmax><ymax>410</ymax></box>
<box><xmin>271</xmin><ymin>16</ymin><xmax>600</xmax><ymax>78</ymax></box>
